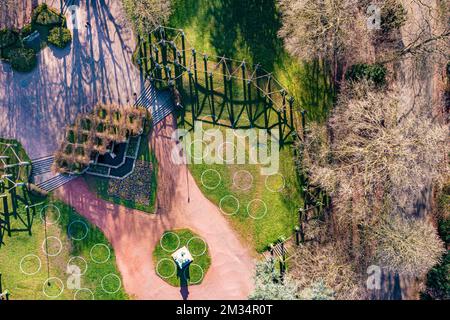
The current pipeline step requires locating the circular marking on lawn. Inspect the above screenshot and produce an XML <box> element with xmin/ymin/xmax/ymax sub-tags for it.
<box><xmin>189</xmin><ymin>139</ymin><xmax>209</xmax><ymax>161</ymax></box>
<box><xmin>74</xmin><ymin>288</ymin><xmax>95</xmax><ymax>300</ymax></box>
<box><xmin>156</xmin><ymin>258</ymin><xmax>177</xmax><ymax>279</ymax></box>
<box><xmin>101</xmin><ymin>274</ymin><xmax>122</xmax><ymax>294</ymax></box>
<box><xmin>232</xmin><ymin>170</ymin><xmax>253</xmax><ymax>191</ymax></box>
<box><xmin>247</xmin><ymin>199</ymin><xmax>268</xmax><ymax>220</ymax></box>
<box><xmin>67</xmin><ymin>256</ymin><xmax>88</xmax><ymax>276</ymax></box>
<box><xmin>42</xmin><ymin>236</ymin><xmax>63</xmax><ymax>257</ymax></box>
<box><xmin>39</xmin><ymin>204</ymin><xmax>61</xmax><ymax>225</ymax></box>
<box><xmin>265</xmin><ymin>173</ymin><xmax>286</xmax><ymax>193</ymax></box>
<box><xmin>67</xmin><ymin>220</ymin><xmax>89</xmax><ymax>241</ymax></box>
<box><xmin>89</xmin><ymin>244</ymin><xmax>111</xmax><ymax>264</ymax></box>
<box><xmin>183</xmin><ymin>263</ymin><xmax>204</xmax><ymax>285</ymax></box>
<box><xmin>219</xmin><ymin>195</ymin><xmax>240</xmax><ymax>216</ymax></box>
<box><xmin>42</xmin><ymin>277</ymin><xmax>64</xmax><ymax>299</ymax></box>
<box><xmin>200</xmin><ymin>169</ymin><xmax>222</xmax><ymax>190</ymax></box>
<box><xmin>160</xmin><ymin>232</ymin><xmax>181</xmax><ymax>253</ymax></box>
<box><xmin>217</xmin><ymin>142</ymin><xmax>237</xmax><ymax>163</ymax></box>
<box><xmin>20</xmin><ymin>254</ymin><xmax>42</xmax><ymax>276</ymax></box>
<box><xmin>186</xmin><ymin>237</ymin><xmax>207</xmax><ymax>257</ymax></box>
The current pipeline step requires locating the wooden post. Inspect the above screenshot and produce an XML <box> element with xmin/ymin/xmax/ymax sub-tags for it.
<box><xmin>181</xmin><ymin>32</ymin><xmax>187</xmax><ymax>67</ymax></box>
<box><xmin>247</xmin><ymin>80</ymin><xmax>253</xmax><ymax>127</ymax></box>
<box><xmin>188</xmin><ymin>71</ymin><xmax>196</xmax><ymax>123</ymax></box>
<box><xmin>294</xmin><ymin>226</ymin><xmax>300</xmax><ymax>245</ymax></box>
<box><xmin>2</xmin><ymin>196</ymin><xmax>10</xmax><ymax>237</ymax></box>
<box><xmin>209</xmin><ymin>73</ymin><xmax>215</xmax><ymax>123</ymax></box>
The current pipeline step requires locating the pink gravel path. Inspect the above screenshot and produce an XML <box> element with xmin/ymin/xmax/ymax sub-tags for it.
<box><xmin>56</xmin><ymin>115</ymin><xmax>255</xmax><ymax>300</ymax></box>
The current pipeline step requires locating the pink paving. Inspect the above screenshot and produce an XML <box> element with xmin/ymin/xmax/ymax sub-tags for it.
<box><xmin>56</xmin><ymin>114</ymin><xmax>255</xmax><ymax>300</ymax></box>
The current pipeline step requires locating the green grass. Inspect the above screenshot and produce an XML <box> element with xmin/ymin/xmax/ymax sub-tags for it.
<box><xmin>169</xmin><ymin>0</ymin><xmax>334</xmax><ymax>122</ymax></box>
<box><xmin>84</xmin><ymin>131</ymin><xmax>158</xmax><ymax>214</ymax></box>
<box><xmin>187</xmin><ymin>122</ymin><xmax>301</xmax><ymax>253</ymax></box>
<box><xmin>153</xmin><ymin>229</ymin><xmax>211</xmax><ymax>287</ymax></box>
<box><xmin>167</xmin><ymin>1</ymin><xmax>334</xmax><ymax>253</ymax></box>
<box><xmin>0</xmin><ymin>195</ymin><xmax>127</xmax><ymax>300</ymax></box>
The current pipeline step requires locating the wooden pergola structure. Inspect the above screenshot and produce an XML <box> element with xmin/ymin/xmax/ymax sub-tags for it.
<box><xmin>136</xmin><ymin>26</ymin><xmax>302</xmax><ymax>146</ymax></box>
<box><xmin>0</xmin><ymin>142</ymin><xmax>36</xmax><ymax>247</ymax></box>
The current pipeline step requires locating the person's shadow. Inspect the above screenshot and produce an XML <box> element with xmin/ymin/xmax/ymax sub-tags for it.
<box><xmin>178</xmin><ymin>265</ymin><xmax>190</xmax><ymax>300</ymax></box>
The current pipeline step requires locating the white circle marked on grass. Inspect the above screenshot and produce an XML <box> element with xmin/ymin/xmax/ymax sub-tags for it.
<box><xmin>232</xmin><ymin>170</ymin><xmax>253</xmax><ymax>191</ymax></box>
<box><xmin>184</xmin><ymin>263</ymin><xmax>204</xmax><ymax>285</ymax></box>
<box><xmin>217</xmin><ymin>142</ymin><xmax>237</xmax><ymax>163</ymax></box>
<box><xmin>74</xmin><ymin>288</ymin><xmax>95</xmax><ymax>300</ymax></box>
<box><xmin>42</xmin><ymin>236</ymin><xmax>63</xmax><ymax>257</ymax></box>
<box><xmin>101</xmin><ymin>274</ymin><xmax>122</xmax><ymax>294</ymax></box>
<box><xmin>200</xmin><ymin>169</ymin><xmax>222</xmax><ymax>190</ymax></box>
<box><xmin>42</xmin><ymin>277</ymin><xmax>64</xmax><ymax>299</ymax></box>
<box><xmin>39</xmin><ymin>204</ymin><xmax>61</xmax><ymax>225</ymax></box>
<box><xmin>186</xmin><ymin>237</ymin><xmax>207</xmax><ymax>257</ymax></box>
<box><xmin>20</xmin><ymin>254</ymin><xmax>42</xmax><ymax>276</ymax></box>
<box><xmin>247</xmin><ymin>199</ymin><xmax>268</xmax><ymax>220</ymax></box>
<box><xmin>156</xmin><ymin>258</ymin><xmax>177</xmax><ymax>279</ymax></box>
<box><xmin>265</xmin><ymin>173</ymin><xmax>286</xmax><ymax>193</ymax></box>
<box><xmin>160</xmin><ymin>232</ymin><xmax>181</xmax><ymax>253</ymax></box>
<box><xmin>89</xmin><ymin>244</ymin><xmax>111</xmax><ymax>264</ymax></box>
<box><xmin>219</xmin><ymin>195</ymin><xmax>240</xmax><ymax>216</ymax></box>
<box><xmin>67</xmin><ymin>220</ymin><xmax>89</xmax><ymax>241</ymax></box>
<box><xmin>67</xmin><ymin>256</ymin><xmax>88</xmax><ymax>275</ymax></box>
<box><xmin>189</xmin><ymin>139</ymin><xmax>209</xmax><ymax>162</ymax></box>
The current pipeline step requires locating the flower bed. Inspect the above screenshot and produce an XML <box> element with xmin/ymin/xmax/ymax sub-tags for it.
<box><xmin>107</xmin><ymin>160</ymin><xmax>153</xmax><ymax>205</ymax></box>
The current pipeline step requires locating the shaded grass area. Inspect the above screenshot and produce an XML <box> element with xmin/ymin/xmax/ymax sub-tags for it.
<box><xmin>153</xmin><ymin>229</ymin><xmax>211</xmax><ymax>287</ymax></box>
<box><xmin>187</xmin><ymin>122</ymin><xmax>302</xmax><ymax>253</ymax></box>
<box><xmin>0</xmin><ymin>195</ymin><xmax>127</xmax><ymax>300</ymax></box>
<box><xmin>84</xmin><ymin>131</ymin><xmax>158</xmax><ymax>214</ymax></box>
<box><xmin>169</xmin><ymin>0</ymin><xmax>334</xmax><ymax>122</ymax></box>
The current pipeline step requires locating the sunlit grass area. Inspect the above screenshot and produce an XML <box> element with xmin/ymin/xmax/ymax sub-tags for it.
<box><xmin>0</xmin><ymin>197</ymin><xmax>127</xmax><ymax>300</ymax></box>
<box><xmin>186</xmin><ymin>122</ymin><xmax>301</xmax><ymax>253</ymax></box>
<box><xmin>153</xmin><ymin>229</ymin><xmax>211</xmax><ymax>287</ymax></box>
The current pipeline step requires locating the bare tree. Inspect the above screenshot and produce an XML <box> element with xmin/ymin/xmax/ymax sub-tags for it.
<box><xmin>302</xmin><ymin>80</ymin><xmax>449</xmax><ymax>224</ymax></box>
<box><xmin>278</xmin><ymin>0</ymin><xmax>368</xmax><ymax>84</ymax></box>
<box><xmin>290</xmin><ymin>243</ymin><xmax>366</xmax><ymax>299</ymax></box>
<box><xmin>122</xmin><ymin>0</ymin><xmax>172</xmax><ymax>34</ymax></box>
<box><xmin>367</xmin><ymin>214</ymin><xmax>445</xmax><ymax>277</ymax></box>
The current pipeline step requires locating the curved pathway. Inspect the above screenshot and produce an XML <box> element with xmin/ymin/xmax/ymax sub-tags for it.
<box><xmin>57</xmin><ymin>114</ymin><xmax>255</xmax><ymax>300</ymax></box>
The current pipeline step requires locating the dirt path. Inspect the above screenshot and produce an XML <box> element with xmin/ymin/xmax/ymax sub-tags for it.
<box><xmin>0</xmin><ymin>0</ymin><xmax>141</xmax><ymax>159</ymax></box>
<box><xmin>56</xmin><ymin>114</ymin><xmax>255</xmax><ymax>300</ymax></box>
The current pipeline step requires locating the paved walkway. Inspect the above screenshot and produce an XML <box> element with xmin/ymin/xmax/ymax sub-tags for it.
<box><xmin>57</xmin><ymin>114</ymin><xmax>255</xmax><ymax>300</ymax></box>
<box><xmin>0</xmin><ymin>0</ymin><xmax>142</xmax><ymax>159</ymax></box>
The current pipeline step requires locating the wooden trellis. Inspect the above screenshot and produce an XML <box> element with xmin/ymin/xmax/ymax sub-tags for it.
<box><xmin>136</xmin><ymin>26</ymin><xmax>301</xmax><ymax>146</ymax></box>
<box><xmin>0</xmin><ymin>142</ymin><xmax>35</xmax><ymax>247</ymax></box>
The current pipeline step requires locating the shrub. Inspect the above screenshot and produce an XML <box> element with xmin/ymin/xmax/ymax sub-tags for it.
<box><xmin>0</xmin><ymin>28</ymin><xmax>19</xmax><ymax>49</ymax></box>
<box><xmin>31</xmin><ymin>3</ymin><xmax>65</xmax><ymax>27</ymax></box>
<box><xmin>47</xmin><ymin>27</ymin><xmax>72</xmax><ymax>48</ymax></box>
<box><xmin>380</xmin><ymin>0</ymin><xmax>407</xmax><ymax>34</ymax></box>
<box><xmin>9</xmin><ymin>47</ymin><xmax>37</xmax><ymax>72</ymax></box>
<box><xmin>421</xmin><ymin>216</ymin><xmax>449</xmax><ymax>300</ymax></box>
<box><xmin>345</xmin><ymin>63</ymin><xmax>387</xmax><ymax>85</ymax></box>
<box><xmin>21</xmin><ymin>24</ymin><xmax>33</xmax><ymax>38</ymax></box>
<box><xmin>249</xmin><ymin>259</ymin><xmax>299</xmax><ymax>300</ymax></box>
